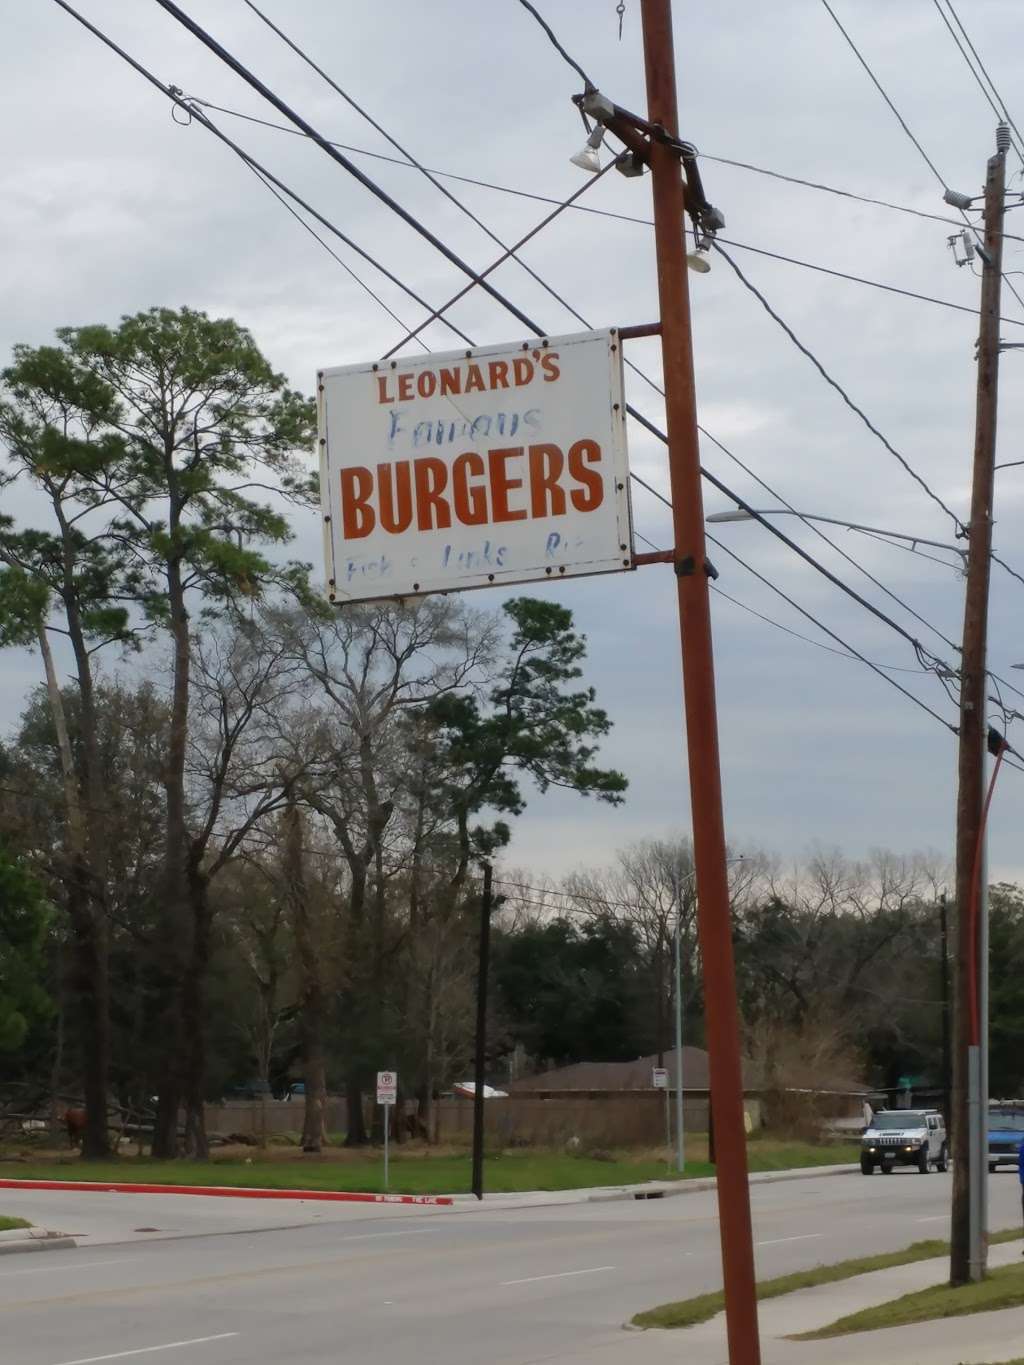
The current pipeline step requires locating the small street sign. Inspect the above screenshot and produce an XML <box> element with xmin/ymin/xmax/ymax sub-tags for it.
<box><xmin>377</xmin><ymin>1070</ymin><xmax>398</xmax><ymax>1106</ymax></box>
<box><xmin>652</xmin><ymin>1067</ymin><xmax>669</xmax><ymax>1090</ymax></box>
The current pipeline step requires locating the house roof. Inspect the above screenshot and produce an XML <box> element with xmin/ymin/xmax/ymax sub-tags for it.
<box><xmin>508</xmin><ymin>1047</ymin><xmax>723</xmax><ymax>1092</ymax></box>
<box><xmin>507</xmin><ymin>1049</ymin><xmax>869</xmax><ymax>1094</ymax></box>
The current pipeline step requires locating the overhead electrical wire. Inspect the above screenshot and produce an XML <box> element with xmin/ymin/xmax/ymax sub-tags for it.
<box><xmin>50</xmin><ymin>2</ymin><xmax>481</xmax><ymax>349</ymax></box>
<box><xmin>514</xmin><ymin>0</ymin><xmax>596</xmax><ymax>90</ymax></box>
<box><xmin>150</xmin><ymin>0</ymin><xmax>559</xmax><ymax>342</ymax></box>
<box><xmin>711</xmin><ymin>582</ymin><xmax>941</xmax><ymax>674</ymax></box>
<box><xmin>182</xmin><ymin>95</ymin><xmax>1024</xmax><ymax>244</ymax></box>
<box><xmin>202</xmin><ymin>78</ymin><xmax>1024</xmax><ymax>325</ymax></box>
<box><xmin>931</xmin><ymin>0</ymin><xmax>1024</xmax><ymax>165</ymax></box>
<box><xmin>241</xmin><ymin>0</ymin><xmax>625</xmax><ymax>345</ymax></box>
<box><xmin>66</xmin><ymin>0</ymin><xmax>1012</xmax><ymax>741</ymax></box>
<box><xmin>635</xmin><ymin>477</ymin><xmax>958</xmax><ymax>733</ymax></box>
<box><xmin>712</xmin><ymin>241</ymin><xmax>967</xmax><ymax>533</ymax></box>
<box><xmin>504</xmin><ymin>0</ymin><xmax>1024</xmax><ymax>628</ymax></box>
<box><xmin>239</xmin><ymin>4</ymin><xmax>972</xmax><ymax>667</ymax></box>
<box><xmin>818</xmin><ymin>0</ymin><xmax>1024</xmax><ymax>319</ymax></box>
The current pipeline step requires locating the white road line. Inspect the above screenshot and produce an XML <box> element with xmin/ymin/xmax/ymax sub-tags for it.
<box><xmin>51</xmin><ymin>1334</ymin><xmax>239</xmax><ymax>1364</ymax></box>
<box><xmin>0</xmin><ymin>1258</ymin><xmax>133</xmax><ymax>1280</ymax></box>
<box><xmin>915</xmin><ymin>1215</ymin><xmax>949</xmax><ymax>1223</ymax></box>
<box><xmin>756</xmin><ymin>1234</ymin><xmax>824</xmax><ymax>1247</ymax></box>
<box><xmin>501</xmin><ymin>1266</ymin><xmax>614</xmax><ymax>1286</ymax></box>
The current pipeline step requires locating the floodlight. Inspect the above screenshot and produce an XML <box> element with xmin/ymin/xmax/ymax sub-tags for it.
<box><xmin>571</xmin><ymin>126</ymin><xmax>605</xmax><ymax>174</ymax></box>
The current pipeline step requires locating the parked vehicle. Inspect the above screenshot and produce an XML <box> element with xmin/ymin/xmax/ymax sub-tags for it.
<box><xmin>860</xmin><ymin>1109</ymin><xmax>948</xmax><ymax>1174</ymax></box>
<box><xmin>987</xmin><ymin>1102</ymin><xmax>1024</xmax><ymax>1172</ymax></box>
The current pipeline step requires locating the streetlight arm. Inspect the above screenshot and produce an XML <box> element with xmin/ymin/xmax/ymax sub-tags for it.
<box><xmin>707</xmin><ymin>508</ymin><xmax>967</xmax><ymax>559</ymax></box>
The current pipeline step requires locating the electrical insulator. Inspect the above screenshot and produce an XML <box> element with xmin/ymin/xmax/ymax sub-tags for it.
<box><xmin>997</xmin><ymin>123</ymin><xmax>1011</xmax><ymax>153</ymax></box>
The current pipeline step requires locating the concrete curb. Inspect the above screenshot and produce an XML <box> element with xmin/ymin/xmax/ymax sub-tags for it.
<box><xmin>0</xmin><ymin>1163</ymin><xmax>854</xmax><ymax>1213</ymax></box>
<box><xmin>0</xmin><ymin>1178</ymin><xmax>452</xmax><ymax>1207</ymax></box>
<box><xmin>443</xmin><ymin>1163</ymin><xmax>857</xmax><ymax>1212</ymax></box>
<box><xmin>588</xmin><ymin>1162</ymin><xmax>857</xmax><ymax>1203</ymax></box>
<box><xmin>0</xmin><ymin>1234</ymin><xmax>77</xmax><ymax>1256</ymax></box>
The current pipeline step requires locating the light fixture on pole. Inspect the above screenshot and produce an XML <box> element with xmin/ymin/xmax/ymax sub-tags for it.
<box><xmin>686</xmin><ymin>228</ymin><xmax>712</xmax><ymax>274</ymax></box>
<box><xmin>570</xmin><ymin>125</ymin><xmax>606</xmax><ymax>173</ymax></box>
<box><xmin>706</xmin><ymin>507</ymin><xmax>967</xmax><ymax>562</ymax></box>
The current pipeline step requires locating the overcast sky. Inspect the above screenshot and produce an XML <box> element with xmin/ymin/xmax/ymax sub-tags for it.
<box><xmin>4</xmin><ymin>0</ymin><xmax>1024</xmax><ymax>885</ymax></box>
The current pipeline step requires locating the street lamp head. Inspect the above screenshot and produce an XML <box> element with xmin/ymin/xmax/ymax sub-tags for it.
<box><xmin>570</xmin><ymin>126</ymin><xmax>605</xmax><ymax>174</ymax></box>
<box><xmin>706</xmin><ymin>509</ymin><xmax>755</xmax><ymax>523</ymax></box>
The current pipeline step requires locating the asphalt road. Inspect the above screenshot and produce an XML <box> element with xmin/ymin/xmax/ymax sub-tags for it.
<box><xmin>1</xmin><ymin>1170</ymin><xmax>1020</xmax><ymax>1365</ymax></box>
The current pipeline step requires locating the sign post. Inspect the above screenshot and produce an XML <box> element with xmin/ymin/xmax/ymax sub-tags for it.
<box><xmin>377</xmin><ymin>1070</ymin><xmax>397</xmax><ymax>1192</ymax></box>
<box><xmin>318</xmin><ymin>329</ymin><xmax>633</xmax><ymax>606</ymax></box>
<box><xmin>653</xmin><ymin>1067</ymin><xmax>670</xmax><ymax>1160</ymax></box>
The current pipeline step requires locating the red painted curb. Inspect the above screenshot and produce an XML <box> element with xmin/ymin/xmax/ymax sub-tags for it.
<box><xmin>0</xmin><ymin>1179</ymin><xmax>452</xmax><ymax>1206</ymax></box>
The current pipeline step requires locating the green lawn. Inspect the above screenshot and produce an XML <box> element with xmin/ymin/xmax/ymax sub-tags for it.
<box><xmin>0</xmin><ymin>1217</ymin><xmax>30</xmax><ymax>1231</ymax></box>
<box><xmin>632</xmin><ymin>1229</ymin><xmax>1024</xmax><ymax>1331</ymax></box>
<box><xmin>794</xmin><ymin>1261</ymin><xmax>1024</xmax><ymax>1340</ymax></box>
<box><xmin>0</xmin><ymin>1138</ymin><xmax>857</xmax><ymax>1196</ymax></box>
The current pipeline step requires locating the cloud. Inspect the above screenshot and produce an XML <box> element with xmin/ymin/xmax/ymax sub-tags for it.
<box><xmin>2</xmin><ymin>0</ymin><xmax>1022</xmax><ymax>883</ymax></box>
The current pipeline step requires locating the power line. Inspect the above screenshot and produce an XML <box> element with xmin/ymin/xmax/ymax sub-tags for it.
<box><xmin>174</xmin><ymin>97</ymin><xmax>659</xmax><ymax>229</ymax></box>
<box><xmin>818</xmin><ymin>0</ymin><xmax>1024</xmax><ymax>319</ymax></box>
<box><xmin>241</xmin><ymin>0</ymin><xmax>618</xmax><ymax>346</ymax></box>
<box><xmin>712</xmin><ymin>234</ymin><xmax>1024</xmax><ymax>329</ymax></box>
<box><xmin>701</xmin><ymin>151</ymin><xmax>1024</xmax><ymax>240</ymax></box>
<box><xmin>151</xmin><ymin>0</ymin><xmax>553</xmax><ymax>342</ymax></box>
<box><xmin>61</xmin><ymin>0</ymin><xmax>930</xmax><ymax>678</ymax></box>
<box><xmin>514</xmin><ymin>0</ymin><xmax>596</xmax><ymax>91</ymax></box>
<box><xmin>932</xmin><ymin>0</ymin><xmax>1024</xmax><ymax>165</ymax></box>
<box><xmin>711</xmin><ymin>583</ymin><xmax>940</xmax><ymax>674</ymax></box>
<box><xmin>641</xmin><ymin>532</ymin><xmax>941</xmax><ymax>676</ymax></box>
<box><xmin>819</xmin><ymin>0</ymin><xmax>950</xmax><ymax>191</ymax></box>
<box><xmin>244</xmin><ymin>163</ymin><xmax>427</xmax><ymax>347</ymax></box>
<box><xmin>142</xmin><ymin>0</ymin><xmax>985</xmax><ymax>717</ymax></box>
<box><xmin>712</xmin><ymin>241</ymin><xmax>969</xmax><ymax>533</ymax></box>
<box><xmin>51</xmin><ymin>1</ymin><xmax>478</xmax><ymax>349</ymax></box>
<box><xmin>632</xmin><ymin>470</ymin><xmax>959</xmax><ymax>732</ymax></box>
<box><xmin>182</xmin><ymin>96</ymin><xmax>1024</xmax><ymax>243</ymax></box>
<box><xmin>693</xmin><ymin>426</ymin><xmax>963</xmax><ymax>657</ymax></box>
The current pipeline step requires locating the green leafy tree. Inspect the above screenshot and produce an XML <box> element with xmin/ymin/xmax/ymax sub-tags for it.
<box><xmin>0</xmin><ymin>840</ymin><xmax>51</xmax><ymax>1052</ymax></box>
<box><xmin>989</xmin><ymin>882</ymin><xmax>1024</xmax><ymax>1096</ymax></box>
<box><xmin>1</xmin><ymin>308</ymin><xmax>315</xmax><ymax>1156</ymax></box>
<box><xmin>425</xmin><ymin>597</ymin><xmax>628</xmax><ymax>878</ymax></box>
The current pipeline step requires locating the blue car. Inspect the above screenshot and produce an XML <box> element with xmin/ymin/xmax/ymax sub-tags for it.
<box><xmin>987</xmin><ymin>1103</ymin><xmax>1024</xmax><ymax>1172</ymax></box>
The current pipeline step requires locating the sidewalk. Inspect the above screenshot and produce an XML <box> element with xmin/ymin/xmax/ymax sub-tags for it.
<box><xmin>541</xmin><ymin>1239</ymin><xmax>1024</xmax><ymax>1365</ymax></box>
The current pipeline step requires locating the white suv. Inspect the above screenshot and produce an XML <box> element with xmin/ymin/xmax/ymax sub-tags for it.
<box><xmin>860</xmin><ymin>1109</ymin><xmax>948</xmax><ymax>1174</ymax></box>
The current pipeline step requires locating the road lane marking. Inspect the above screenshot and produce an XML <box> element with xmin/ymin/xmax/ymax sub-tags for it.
<box><xmin>52</xmin><ymin>1333</ymin><xmax>239</xmax><ymax>1364</ymax></box>
<box><xmin>755</xmin><ymin>1234</ymin><xmax>824</xmax><ymax>1247</ymax></box>
<box><xmin>915</xmin><ymin>1215</ymin><xmax>948</xmax><ymax>1223</ymax></box>
<box><xmin>501</xmin><ymin>1265</ymin><xmax>614</xmax><ymax>1286</ymax></box>
<box><xmin>0</xmin><ymin>1258</ymin><xmax>133</xmax><ymax>1280</ymax></box>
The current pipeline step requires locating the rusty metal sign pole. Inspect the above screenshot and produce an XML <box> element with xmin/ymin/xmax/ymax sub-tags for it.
<box><xmin>640</xmin><ymin>2</ymin><xmax>762</xmax><ymax>1360</ymax></box>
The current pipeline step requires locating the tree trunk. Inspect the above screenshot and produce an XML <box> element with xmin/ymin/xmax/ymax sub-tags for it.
<box><xmin>151</xmin><ymin>554</ymin><xmax>192</xmax><ymax>1160</ymax></box>
<box><xmin>37</xmin><ymin>623</ymin><xmax>110</xmax><ymax>1159</ymax></box>
<box><xmin>344</xmin><ymin>1075</ymin><xmax>368</xmax><ymax>1147</ymax></box>
<box><xmin>66</xmin><ymin>867</ymin><xmax>111</xmax><ymax>1159</ymax></box>
<box><xmin>282</xmin><ymin>803</ymin><xmax>328</xmax><ymax>1153</ymax></box>
<box><xmin>181</xmin><ymin>862</ymin><xmax>212</xmax><ymax>1160</ymax></box>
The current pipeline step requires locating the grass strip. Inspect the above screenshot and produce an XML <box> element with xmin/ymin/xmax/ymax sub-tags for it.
<box><xmin>631</xmin><ymin>1229</ymin><xmax>1024</xmax><ymax>1330</ymax></box>
<box><xmin>0</xmin><ymin>1217</ymin><xmax>30</xmax><ymax>1231</ymax></box>
<box><xmin>0</xmin><ymin>1140</ymin><xmax>858</xmax><ymax>1196</ymax></box>
<box><xmin>794</xmin><ymin>1261</ymin><xmax>1024</xmax><ymax>1340</ymax></box>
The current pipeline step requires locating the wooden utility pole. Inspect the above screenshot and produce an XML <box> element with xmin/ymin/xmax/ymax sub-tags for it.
<box><xmin>638</xmin><ymin>2</ymin><xmax>760</xmax><ymax>1358</ymax></box>
<box><xmin>950</xmin><ymin>128</ymin><xmax>1007</xmax><ymax>1286</ymax></box>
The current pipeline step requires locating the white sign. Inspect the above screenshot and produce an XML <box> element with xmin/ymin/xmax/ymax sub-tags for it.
<box><xmin>318</xmin><ymin>329</ymin><xmax>633</xmax><ymax>603</ymax></box>
<box><xmin>652</xmin><ymin>1067</ymin><xmax>669</xmax><ymax>1090</ymax></box>
<box><xmin>376</xmin><ymin>1070</ymin><xmax>398</xmax><ymax>1106</ymax></box>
